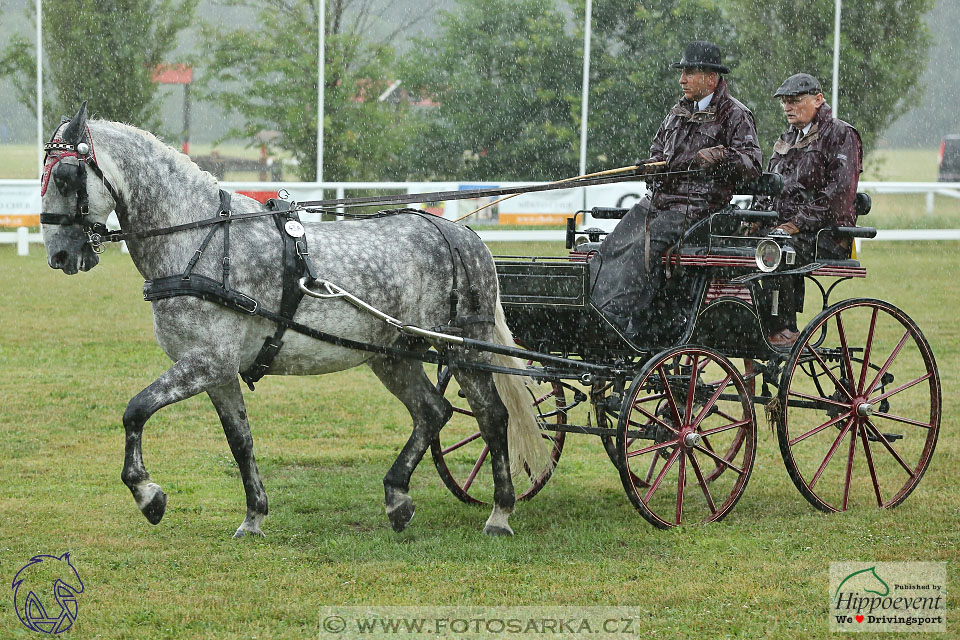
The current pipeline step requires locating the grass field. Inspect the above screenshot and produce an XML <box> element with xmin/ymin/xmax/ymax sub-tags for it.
<box><xmin>0</xmin><ymin>240</ymin><xmax>957</xmax><ymax>639</ymax></box>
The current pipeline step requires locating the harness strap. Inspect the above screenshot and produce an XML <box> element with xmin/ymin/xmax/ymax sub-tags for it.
<box><xmin>238</xmin><ymin>198</ymin><xmax>314</xmax><ymax>390</ymax></box>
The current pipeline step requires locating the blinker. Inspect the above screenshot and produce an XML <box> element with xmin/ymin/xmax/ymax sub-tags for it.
<box><xmin>53</xmin><ymin>156</ymin><xmax>85</xmax><ymax>197</ymax></box>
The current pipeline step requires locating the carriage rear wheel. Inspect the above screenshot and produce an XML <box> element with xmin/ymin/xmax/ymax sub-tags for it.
<box><xmin>617</xmin><ymin>346</ymin><xmax>757</xmax><ymax>528</ymax></box>
<box><xmin>430</xmin><ymin>365</ymin><xmax>566</xmax><ymax>505</ymax></box>
<box><xmin>777</xmin><ymin>298</ymin><xmax>940</xmax><ymax>512</ymax></box>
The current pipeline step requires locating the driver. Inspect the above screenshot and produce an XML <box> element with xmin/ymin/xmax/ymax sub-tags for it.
<box><xmin>590</xmin><ymin>41</ymin><xmax>762</xmax><ymax>339</ymax></box>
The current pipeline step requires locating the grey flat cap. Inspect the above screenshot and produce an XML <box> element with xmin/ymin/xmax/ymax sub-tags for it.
<box><xmin>773</xmin><ymin>73</ymin><xmax>823</xmax><ymax>97</ymax></box>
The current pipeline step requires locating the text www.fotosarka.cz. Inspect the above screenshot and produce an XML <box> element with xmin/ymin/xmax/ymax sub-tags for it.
<box><xmin>319</xmin><ymin>607</ymin><xmax>650</xmax><ymax>638</ymax></box>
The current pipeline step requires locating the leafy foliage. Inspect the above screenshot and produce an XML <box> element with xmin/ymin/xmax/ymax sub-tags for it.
<box><xmin>400</xmin><ymin>0</ymin><xmax>582</xmax><ymax>181</ymax></box>
<box><xmin>0</xmin><ymin>0</ymin><xmax>197</xmax><ymax>132</ymax></box>
<box><xmin>198</xmin><ymin>0</ymin><xmax>419</xmax><ymax>181</ymax></box>
<box><xmin>727</xmin><ymin>0</ymin><xmax>933</xmax><ymax>155</ymax></box>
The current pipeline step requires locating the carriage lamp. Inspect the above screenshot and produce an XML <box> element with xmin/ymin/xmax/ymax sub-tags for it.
<box><xmin>755</xmin><ymin>239</ymin><xmax>782</xmax><ymax>272</ymax></box>
<box><xmin>782</xmin><ymin>244</ymin><xmax>796</xmax><ymax>265</ymax></box>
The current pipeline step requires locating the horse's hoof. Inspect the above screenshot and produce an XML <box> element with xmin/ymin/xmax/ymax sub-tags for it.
<box><xmin>388</xmin><ymin>502</ymin><xmax>415</xmax><ymax>532</ymax></box>
<box><xmin>483</xmin><ymin>524</ymin><xmax>514</xmax><ymax>537</ymax></box>
<box><xmin>141</xmin><ymin>488</ymin><xmax>167</xmax><ymax>525</ymax></box>
<box><xmin>233</xmin><ymin>528</ymin><xmax>266</xmax><ymax>539</ymax></box>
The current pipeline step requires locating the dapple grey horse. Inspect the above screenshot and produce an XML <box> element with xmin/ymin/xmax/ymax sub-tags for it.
<box><xmin>40</xmin><ymin>104</ymin><xmax>547</xmax><ymax>537</ymax></box>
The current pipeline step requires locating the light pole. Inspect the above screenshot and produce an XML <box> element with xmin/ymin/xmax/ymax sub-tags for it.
<box><xmin>832</xmin><ymin>0</ymin><xmax>841</xmax><ymax>116</ymax></box>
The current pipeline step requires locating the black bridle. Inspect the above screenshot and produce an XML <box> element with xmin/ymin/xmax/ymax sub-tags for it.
<box><xmin>40</xmin><ymin>127</ymin><xmax>123</xmax><ymax>253</ymax></box>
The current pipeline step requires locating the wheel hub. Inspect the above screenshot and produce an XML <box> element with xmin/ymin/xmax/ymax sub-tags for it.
<box><xmin>682</xmin><ymin>431</ymin><xmax>702</xmax><ymax>448</ymax></box>
<box><xmin>856</xmin><ymin>402</ymin><xmax>874</xmax><ymax>417</ymax></box>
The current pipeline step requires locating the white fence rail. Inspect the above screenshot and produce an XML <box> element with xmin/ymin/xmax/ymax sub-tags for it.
<box><xmin>4</xmin><ymin>179</ymin><xmax>960</xmax><ymax>255</ymax></box>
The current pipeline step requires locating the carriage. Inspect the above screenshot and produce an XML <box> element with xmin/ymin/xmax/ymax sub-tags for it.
<box><xmin>40</xmin><ymin>105</ymin><xmax>941</xmax><ymax>536</ymax></box>
<box><xmin>429</xmin><ymin>177</ymin><xmax>942</xmax><ymax>528</ymax></box>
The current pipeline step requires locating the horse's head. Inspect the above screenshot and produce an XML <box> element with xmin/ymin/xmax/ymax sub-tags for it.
<box><xmin>41</xmin><ymin>102</ymin><xmax>120</xmax><ymax>274</ymax></box>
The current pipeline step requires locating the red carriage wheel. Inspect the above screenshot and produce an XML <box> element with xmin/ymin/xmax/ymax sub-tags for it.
<box><xmin>430</xmin><ymin>365</ymin><xmax>566</xmax><ymax>505</ymax></box>
<box><xmin>602</xmin><ymin>354</ymin><xmax>750</xmax><ymax>486</ymax></box>
<box><xmin>617</xmin><ymin>346</ymin><xmax>757</xmax><ymax>528</ymax></box>
<box><xmin>777</xmin><ymin>299</ymin><xmax>940</xmax><ymax>512</ymax></box>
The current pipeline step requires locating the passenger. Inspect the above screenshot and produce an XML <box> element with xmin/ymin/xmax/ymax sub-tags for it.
<box><xmin>753</xmin><ymin>73</ymin><xmax>863</xmax><ymax>348</ymax></box>
<box><xmin>590</xmin><ymin>40</ymin><xmax>762</xmax><ymax>339</ymax></box>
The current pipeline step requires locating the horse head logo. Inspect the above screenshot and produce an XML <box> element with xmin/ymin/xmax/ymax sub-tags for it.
<box><xmin>834</xmin><ymin>565</ymin><xmax>890</xmax><ymax>601</ymax></box>
<box><xmin>11</xmin><ymin>553</ymin><xmax>84</xmax><ymax>634</ymax></box>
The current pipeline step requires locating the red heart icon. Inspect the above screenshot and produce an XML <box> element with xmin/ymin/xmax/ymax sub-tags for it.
<box><xmin>856</xmin><ymin>615</ymin><xmax>864</xmax><ymax>623</ymax></box>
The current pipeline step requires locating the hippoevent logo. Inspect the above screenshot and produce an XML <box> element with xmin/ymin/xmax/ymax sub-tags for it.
<box><xmin>11</xmin><ymin>553</ymin><xmax>84</xmax><ymax>634</ymax></box>
<box><xmin>830</xmin><ymin>562</ymin><xmax>946</xmax><ymax>633</ymax></box>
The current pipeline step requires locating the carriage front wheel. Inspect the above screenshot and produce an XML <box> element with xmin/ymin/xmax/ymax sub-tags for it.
<box><xmin>617</xmin><ymin>346</ymin><xmax>757</xmax><ymax>528</ymax></box>
<box><xmin>777</xmin><ymin>298</ymin><xmax>940</xmax><ymax>512</ymax></box>
<box><xmin>430</xmin><ymin>365</ymin><xmax>566</xmax><ymax>505</ymax></box>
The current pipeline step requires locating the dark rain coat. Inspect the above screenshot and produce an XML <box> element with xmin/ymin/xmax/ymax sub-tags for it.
<box><xmin>753</xmin><ymin>102</ymin><xmax>863</xmax><ymax>333</ymax></box>
<box><xmin>589</xmin><ymin>78</ymin><xmax>762</xmax><ymax>338</ymax></box>
<box><xmin>754</xmin><ymin>102</ymin><xmax>863</xmax><ymax>233</ymax></box>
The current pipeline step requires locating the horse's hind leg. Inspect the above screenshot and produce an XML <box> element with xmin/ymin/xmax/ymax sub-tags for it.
<box><xmin>207</xmin><ymin>379</ymin><xmax>268</xmax><ymax>538</ymax></box>
<box><xmin>367</xmin><ymin>356</ymin><xmax>453</xmax><ymax>532</ymax></box>
<box><xmin>453</xmin><ymin>370</ymin><xmax>516</xmax><ymax>536</ymax></box>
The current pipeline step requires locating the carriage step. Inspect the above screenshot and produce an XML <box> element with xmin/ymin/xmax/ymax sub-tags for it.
<box><xmin>867</xmin><ymin>432</ymin><xmax>903</xmax><ymax>442</ymax></box>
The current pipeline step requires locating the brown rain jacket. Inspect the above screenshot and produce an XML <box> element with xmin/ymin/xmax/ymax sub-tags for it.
<box><xmin>754</xmin><ymin>102</ymin><xmax>863</xmax><ymax>231</ymax></box>
<box><xmin>647</xmin><ymin>77</ymin><xmax>762</xmax><ymax>219</ymax></box>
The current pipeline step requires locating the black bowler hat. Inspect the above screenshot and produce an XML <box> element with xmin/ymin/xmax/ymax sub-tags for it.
<box><xmin>670</xmin><ymin>41</ymin><xmax>731</xmax><ymax>74</ymax></box>
<box><xmin>774</xmin><ymin>73</ymin><xmax>823</xmax><ymax>97</ymax></box>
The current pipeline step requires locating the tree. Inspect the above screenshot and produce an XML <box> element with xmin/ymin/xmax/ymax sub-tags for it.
<box><xmin>400</xmin><ymin>0</ymin><xmax>582</xmax><ymax>181</ymax></box>
<box><xmin>581</xmin><ymin>0</ymin><xmax>735</xmax><ymax>171</ymax></box>
<box><xmin>727</xmin><ymin>0</ymin><xmax>933</xmax><ymax>154</ymax></box>
<box><xmin>198</xmin><ymin>0</ymin><xmax>427</xmax><ymax>181</ymax></box>
<box><xmin>0</xmin><ymin>0</ymin><xmax>197</xmax><ymax>132</ymax></box>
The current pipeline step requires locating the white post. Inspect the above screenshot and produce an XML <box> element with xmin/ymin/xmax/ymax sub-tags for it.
<box><xmin>36</xmin><ymin>0</ymin><xmax>44</xmax><ymax>178</ymax></box>
<box><xmin>317</xmin><ymin>0</ymin><xmax>325</xmax><ymax>186</ymax></box>
<box><xmin>17</xmin><ymin>226</ymin><xmax>29</xmax><ymax>255</ymax></box>
<box><xmin>578</xmin><ymin>0</ymin><xmax>593</xmax><ymax>212</ymax></box>
<box><xmin>832</xmin><ymin>0</ymin><xmax>841</xmax><ymax>116</ymax></box>
<box><xmin>926</xmin><ymin>191</ymin><xmax>934</xmax><ymax>214</ymax></box>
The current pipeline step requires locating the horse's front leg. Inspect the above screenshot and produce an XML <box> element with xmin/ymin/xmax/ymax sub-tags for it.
<box><xmin>207</xmin><ymin>379</ymin><xmax>268</xmax><ymax>538</ymax></box>
<box><xmin>121</xmin><ymin>351</ymin><xmax>237</xmax><ymax>525</ymax></box>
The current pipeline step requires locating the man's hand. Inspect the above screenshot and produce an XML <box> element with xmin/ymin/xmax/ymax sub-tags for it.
<box><xmin>634</xmin><ymin>158</ymin><xmax>665</xmax><ymax>176</ymax></box>
<box><xmin>773</xmin><ymin>221</ymin><xmax>800</xmax><ymax>235</ymax></box>
<box><xmin>696</xmin><ymin>145</ymin><xmax>726</xmax><ymax>167</ymax></box>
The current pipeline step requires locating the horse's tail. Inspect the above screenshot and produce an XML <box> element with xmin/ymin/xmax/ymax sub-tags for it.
<box><xmin>491</xmin><ymin>295</ymin><xmax>553</xmax><ymax>478</ymax></box>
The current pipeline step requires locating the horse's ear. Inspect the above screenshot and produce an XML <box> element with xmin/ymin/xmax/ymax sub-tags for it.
<box><xmin>61</xmin><ymin>101</ymin><xmax>89</xmax><ymax>144</ymax></box>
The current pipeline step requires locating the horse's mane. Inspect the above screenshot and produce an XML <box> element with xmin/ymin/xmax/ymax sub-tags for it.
<box><xmin>89</xmin><ymin>119</ymin><xmax>219</xmax><ymax>196</ymax></box>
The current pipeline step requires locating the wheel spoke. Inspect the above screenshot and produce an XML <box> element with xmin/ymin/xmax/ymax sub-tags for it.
<box><xmin>858</xmin><ymin>307</ymin><xmax>879</xmax><ymax>393</ymax></box>
<box><xmin>684</xmin><ymin>355</ymin><xmax>699</xmax><ymax>428</ymax></box>
<box><xmin>691</xmin><ymin>442</ymin><xmax>744</xmax><ymax>475</ymax></box>
<box><xmin>841</xmin><ymin>420</ymin><xmax>857</xmax><ymax>510</ymax></box>
<box><xmin>835</xmin><ymin>312</ymin><xmax>856</xmax><ymax>389</ymax></box>
<box><xmin>676</xmin><ymin>450</ymin><xmax>686</xmax><ymax>525</ymax></box>
<box><xmin>869</xmin><ymin>373</ymin><xmax>932</xmax><ymax>405</ymax></box>
<box><xmin>865</xmin><ymin>330</ymin><xmax>911</xmax><ymax>397</ymax></box>
<box><xmin>441</xmin><ymin>431</ymin><xmax>483</xmax><ymax>455</ymax></box>
<box><xmin>634</xmin><ymin>404</ymin><xmax>680</xmax><ymax>435</ymax></box>
<box><xmin>686</xmin><ymin>450</ymin><xmax>717</xmax><ymax>514</ymax></box>
<box><xmin>627</xmin><ymin>437</ymin><xmax>680</xmax><ymax>459</ymax></box>
<box><xmin>809</xmin><ymin>418</ymin><xmax>854</xmax><ymax>489</ymax></box>
<box><xmin>643</xmin><ymin>446</ymin><xmax>681</xmax><ymax>503</ymax></box>
<box><xmin>788</xmin><ymin>409</ymin><xmax>854</xmax><ymax>447</ymax></box>
<box><xmin>658</xmin><ymin>364</ymin><xmax>685</xmax><ymax>428</ymax></box>
<box><xmin>452</xmin><ymin>406</ymin><xmax>474</xmax><ymax>417</ymax></box>
<box><xmin>644</xmin><ymin>451</ymin><xmax>661</xmax><ymax>484</ymax></box>
<box><xmin>871</xmin><ymin>411</ymin><xmax>933</xmax><ymax>429</ymax></box>
<box><xmin>865</xmin><ymin>420</ymin><xmax>918</xmax><ymax>478</ymax></box>
<box><xmin>858</xmin><ymin>424</ymin><xmax>884</xmax><ymax>507</ymax></box>
<box><xmin>700</xmin><ymin>418</ymin><xmax>750</xmax><ymax>438</ymax></box>
<box><xmin>690</xmin><ymin>373</ymin><xmax>733</xmax><ymax>429</ymax></box>
<box><xmin>804</xmin><ymin>343</ymin><xmax>854</xmax><ymax>401</ymax></box>
<box><xmin>461</xmin><ymin>445</ymin><xmax>489</xmax><ymax>492</ymax></box>
<box><xmin>788</xmin><ymin>389</ymin><xmax>852</xmax><ymax>410</ymax></box>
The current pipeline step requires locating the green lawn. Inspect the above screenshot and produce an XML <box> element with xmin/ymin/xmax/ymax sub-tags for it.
<box><xmin>0</xmin><ymin>240</ymin><xmax>957</xmax><ymax>638</ymax></box>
